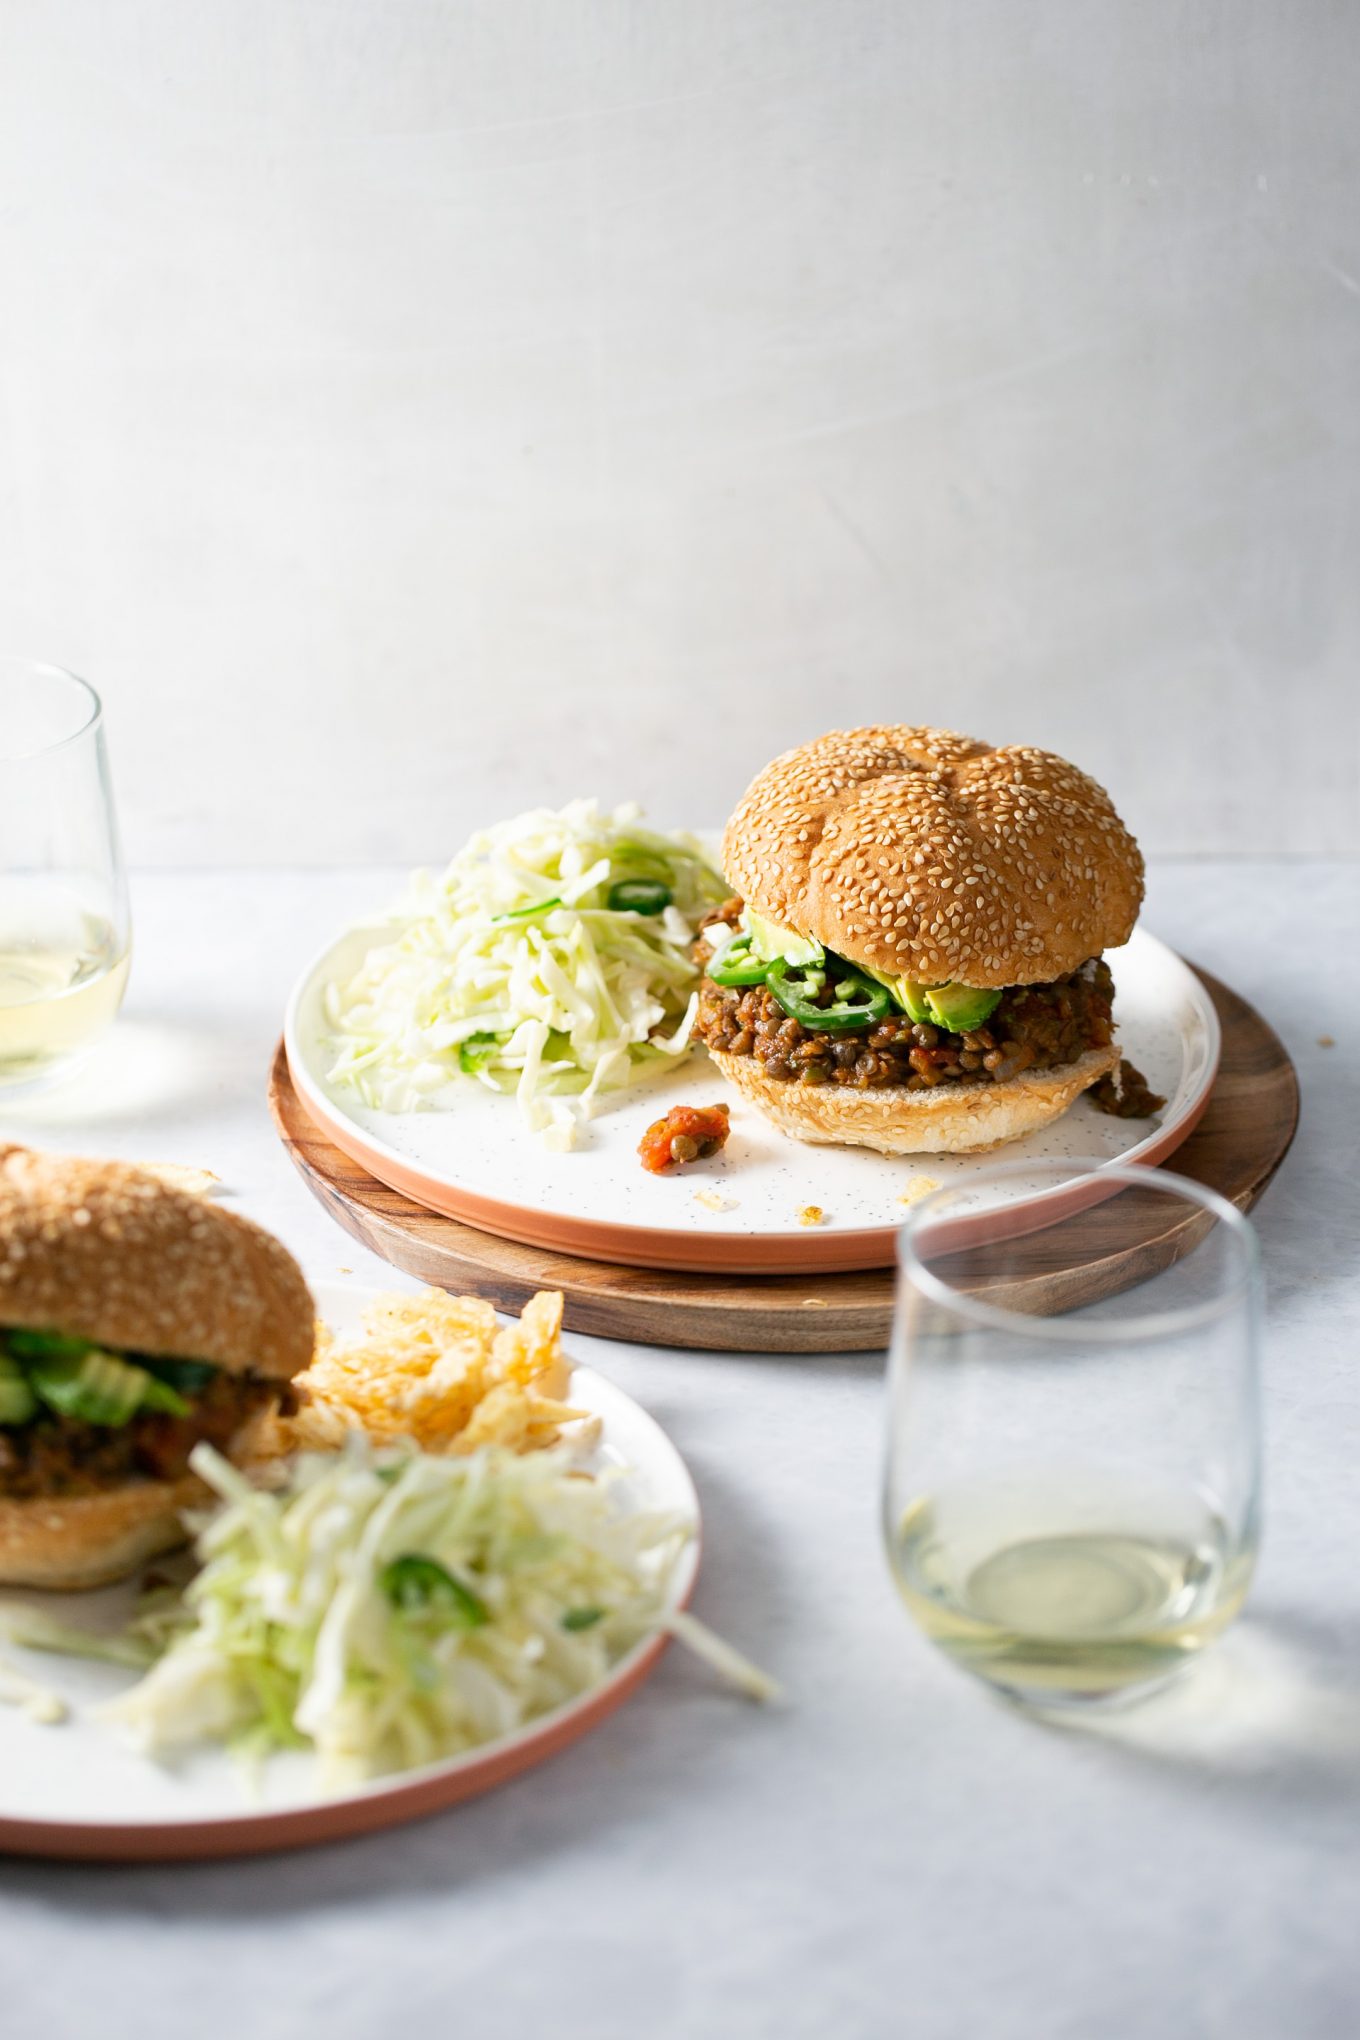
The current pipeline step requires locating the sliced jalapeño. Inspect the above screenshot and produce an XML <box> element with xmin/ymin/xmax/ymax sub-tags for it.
<box><xmin>606</xmin><ymin>879</ymin><xmax>672</xmax><ymax>916</ymax></box>
<box><xmin>705</xmin><ymin>934</ymin><xmax>771</xmax><ymax>988</ymax></box>
<box><xmin>766</xmin><ymin>957</ymin><xmax>892</xmax><ymax>1032</ymax></box>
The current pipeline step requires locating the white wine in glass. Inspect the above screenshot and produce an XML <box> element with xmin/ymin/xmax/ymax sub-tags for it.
<box><xmin>0</xmin><ymin>663</ymin><xmax>131</xmax><ymax>1092</ymax></box>
<box><xmin>888</xmin><ymin>1468</ymin><xmax>1255</xmax><ymax>1701</ymax></box>
<box><xmin>883</xmin><ymin>1162</ymin><xmax>1263</xmax><ymax>1710</ymax></box>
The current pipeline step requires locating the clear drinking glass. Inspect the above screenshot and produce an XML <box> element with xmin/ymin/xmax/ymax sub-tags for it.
<box><xmin>0</xmin><ymin>659</ymin><xmax>131</xmax><ymax>1092</ymax></box>
<box><xmin>883</xmin><ymin>1161</ymin><xmax>1263</xmax><ymax>1709</ymax></box>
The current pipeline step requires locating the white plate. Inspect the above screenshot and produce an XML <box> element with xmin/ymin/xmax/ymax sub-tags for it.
<box><xmin>0</xmin><ymin>1283</ymin><xmax>700</xmax><ymax>1860</ymax></box>
<box><xmin>284</xmin><ymin>927</ymin><xmax>1221</xmax><ymax>1274</ymax></box>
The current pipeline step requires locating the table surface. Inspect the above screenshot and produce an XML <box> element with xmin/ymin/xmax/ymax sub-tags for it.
<box><xmin>1</xmin><ymin>859</ymin><xmax>1355</xmax><ymax>2040</ymax></box>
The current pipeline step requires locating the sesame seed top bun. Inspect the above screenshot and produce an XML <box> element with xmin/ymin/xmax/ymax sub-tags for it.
<box><xmin>0</xmin><ymin>1148</ymin><xmax>313</xmax><ymax>1380</ymax></box>
<box><xmin>721</xmin><ymin>726</ymin><xmax>1145</xmax><ymax>988</ymax></box>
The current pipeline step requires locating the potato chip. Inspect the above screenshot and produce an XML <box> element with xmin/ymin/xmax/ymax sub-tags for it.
<box><xmin>259</xmin><ymin>1287</ymin><xmax>583</xmax><ymax>1460</ymax></box>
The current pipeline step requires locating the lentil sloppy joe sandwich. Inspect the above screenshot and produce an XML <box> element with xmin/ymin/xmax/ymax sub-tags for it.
<box><xmin>695</xmin><ymin>726</ymin><xmax>1159</xmax><ymax>1155</ymax></box>
<box><xmin>0</xmin><ymin>1147</ymin><xmax>313</xmax><ymax>1589</ymax></box>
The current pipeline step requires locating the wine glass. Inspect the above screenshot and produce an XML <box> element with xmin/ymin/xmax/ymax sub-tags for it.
<box><xmin>883</xmin><ymin>1160</ymin><xmax>1263</xmax><ymax>1709</ymax></box>
<box><xmin>0</xmin><ymin>659</ymin><xmax>131</xmax><ymax>1092</ymax></box>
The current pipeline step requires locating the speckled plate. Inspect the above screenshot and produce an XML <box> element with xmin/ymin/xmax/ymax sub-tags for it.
<box><xmin>0</xmin><ymin>1284</ymin><xmax>700</xmax><ymax>1862</ymax></box>
<box><xmin>284</xmin><ymin>928</ymin><xmax>1220</xmax><ymax>1275</ymax></box>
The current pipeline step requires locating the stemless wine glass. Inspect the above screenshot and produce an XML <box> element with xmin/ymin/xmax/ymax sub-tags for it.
<box><xmin>883</xmin><ymin>1160</ymin><xmax>1263</xmax><ymax>1710</ymax></box>
<box><xmin>0</xmin><ymin>659</ymin><xmax>131</xmax><ymax>1091</ymax></box>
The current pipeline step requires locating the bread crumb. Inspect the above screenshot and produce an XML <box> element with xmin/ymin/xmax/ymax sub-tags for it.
<box><xmin>1318</xmin><ymin>1035</ymin><xmax>1335</xmax><ymax>1048</ymax></box>
<box><xmin>797</xmin><ymin>1205</ymin><xmax>825</xmax><ymax>1228</ymax></box>
<box><xmin>135</xmin><ymin>1163</ymin><xmax>220</xmax><ymax>1197</ymax></box>
<box><xmin>693</xmin><ymin>1188</ymin><xmax>737</xmax><ymax>1215</ymax></box>
<box><xmin>897</xmin><ymin>1175</ymin><xmax>941</xmax><ymax>1209</ymax></box>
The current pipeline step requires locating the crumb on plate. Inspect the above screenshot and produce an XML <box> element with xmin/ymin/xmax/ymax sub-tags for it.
<box><xmin>136</xmin><ymin>1162</ymin><xmax>221</xmax><ymax>1197</ymax></box>
<box><xmin>0</xmin><ymin>1651</ymin><xmax>68</xmax><ymax>1725</ymax></box>
<box><xmin>1318</xmin><ymin>1035</ymin><xmax>1335</xmax><ymax>1048</ymax></box>
<box><xmin>693</xmin><ymin>1187</ymin><xmax>737</xmax><ymax>1214</ymax></box>
<box><xmin>797</xmin><ymin>1205</ymin><xmax>825</xmax><ymax>1228</ymax></box>
<box><xmin>897</xmin><ymin>1176</ymin><xmax>941</xmax><ymax>1209</ymax></box>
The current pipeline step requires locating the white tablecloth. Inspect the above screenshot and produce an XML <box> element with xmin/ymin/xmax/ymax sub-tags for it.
<box><xmin>2</xmin><ymin>860</ymin><xmax>1354</xmax><ymax>2040</ymax></box>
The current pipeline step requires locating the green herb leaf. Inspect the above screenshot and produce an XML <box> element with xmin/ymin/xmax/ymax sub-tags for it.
<box><xmin>491</xmin><ymin>896</ymin><xmax>562</xmax><ymax>925</ymax></box>
<box><xmin>561</xmin><ymin>1606</ymin><xmax>605</xmax><ymax>1632</ymax></box>
<box><xmin>606</xmin><ymin>879</ymin><xmax>672</xmax><ymax>916</ymax></box>
<box><xmin>137</xmin><ymin>1356</ymin><xmax>218</xmax><ymax>1396</ymax></box>
<box><xmin>458</xmin><ymin>1032</ymin><xmax>504</xmax><ymax>1075</ymax></box>
<box><xmin>380</xmin><ymin>1553</ymin><xmax>490</xmax><ymax>1628</ymax></box>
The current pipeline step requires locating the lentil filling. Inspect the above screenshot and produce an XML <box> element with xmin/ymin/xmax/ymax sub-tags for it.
<box><xmin>0</xmin><ymin>1372</ymin><xmax>284</xmax><ymax>1501</ymax></box>
<box><xmin>694</xmin><ymin>901</ymin><xmax>1144</xmax><ymax>1100</ymax></box>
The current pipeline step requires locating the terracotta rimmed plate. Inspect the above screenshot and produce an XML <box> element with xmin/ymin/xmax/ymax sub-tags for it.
<box><xmin>0</xmin><ymin>1283</ymin><xmax>700</xmax><ymax>1862</ymax></box>
<box><xmin>284</xmin><ymin>928</ymin><xmax>1220</xmax><ymax>1275</ymax></box>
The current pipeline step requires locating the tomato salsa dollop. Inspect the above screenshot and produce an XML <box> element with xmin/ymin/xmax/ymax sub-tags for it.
<box><xmin>638</xmin><ymin>1103</ymin><xmax>732</xmax><ymax>1174</ymax></box>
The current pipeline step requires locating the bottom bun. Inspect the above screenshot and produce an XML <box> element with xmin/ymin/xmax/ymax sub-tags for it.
<box><xmin>0</xmin><ymin>1475</ymin><xmax>205</xmax><ymax>1592</ymax></box>
<box><xmin>707</xmin><ymin>1041</ymin><xmax>1121</xmax><ymax>1156</ymax></box>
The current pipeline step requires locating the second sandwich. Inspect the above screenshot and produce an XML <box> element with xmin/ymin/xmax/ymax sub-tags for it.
<box><xmin>694</xmin><ymin>725</ymin><xmax>1156</xmax><ymax>1155</ymax></box>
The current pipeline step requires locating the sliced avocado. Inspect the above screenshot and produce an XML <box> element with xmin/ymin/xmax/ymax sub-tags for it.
<box><xmin>0</xmin><ymin>1354</ymin><xmax>38</xmax><ymax>1426</ymax></box>
<box><xmin>744</xmin><ymin>909</ymin><xmax>825</xmax><ymax>969</ymax></box>
<box><xmin>26</xmin><ymin>1346</ymin><xmax>190</xmax><ymax>1426</ymax></box>
<box><xmin>859</xmin><ymin>965</ymin><xmax>937</xmax><ymax>1023</ymax></box>
<box><xmin>893</xmin><ymin>977</ymin><xmax>937</xmax><ymax>1024</ymax></box>
<box><xmin>924</xmin><ymin>983</ymin><xmax>1003</xmax><ymax>1033</ymax></box>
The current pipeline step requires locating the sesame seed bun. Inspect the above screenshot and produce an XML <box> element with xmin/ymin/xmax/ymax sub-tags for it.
<box><xmin>0</xmin><ymin>1148</ymin><xmax>313</xmax><ymax>1379</ymax></box>
<box><xmin>709</xmin><ymin>1041</ymin><xmax>1121</xmax><ymax>1156</ymax></box>
<box><xmin>0</xmin><ymin>1148</ymin><xmax>314</xmax><ymax>1590</ymax></box>
<box><xmin>0</xmin><ymin>1476</ymin><xmax>206</xmax><ymax>1592</ymax></box>
<box><xmin>721</xmin><ymin>726</ymin><xmax>1144</xmax><ymax>988</ymax></box>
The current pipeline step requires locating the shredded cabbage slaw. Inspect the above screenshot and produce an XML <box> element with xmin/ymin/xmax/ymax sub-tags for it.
<box><xmin>65</xmin><ymin>1440</ymin><xmax>771</xmax><ymax>1788</ymax></box>
<box><xmin>321</xmin><ymin>800</ymin><xmax>727</xmax><ymax>1147</ymax></box>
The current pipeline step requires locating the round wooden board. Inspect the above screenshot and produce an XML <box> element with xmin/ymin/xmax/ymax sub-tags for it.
<box><xmin>268</xmin><ymin>965</ymin><xmax>1297</xmax><ymax>1354</ymax></box>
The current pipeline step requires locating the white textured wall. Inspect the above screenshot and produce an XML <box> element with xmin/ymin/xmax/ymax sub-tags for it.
<box><xmin>1</xmin><ymin>1</ymin><xmax>1356</xmax><ymax>866</ymax></box>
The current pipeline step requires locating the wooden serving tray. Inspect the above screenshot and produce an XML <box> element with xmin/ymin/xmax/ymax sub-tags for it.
<box><xmin>268</xmin><ymin>965</ymin><xmax>1297</xmax><ymax>1354</ymax></box>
